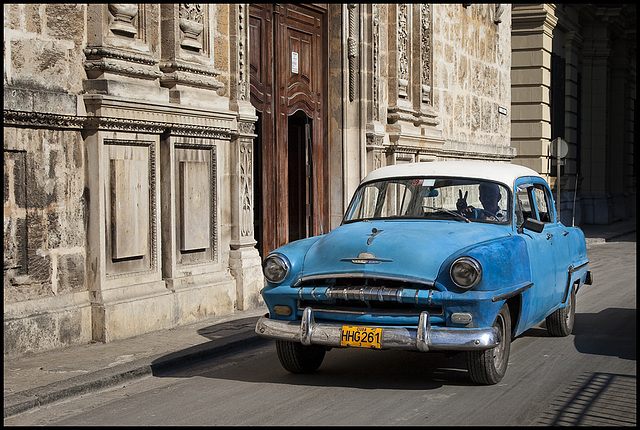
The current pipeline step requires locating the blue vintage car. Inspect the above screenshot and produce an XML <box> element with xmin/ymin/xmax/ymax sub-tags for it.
<box><xmin>255</xmin><ymin>161</ymin><xmax>592</xmax><ymax>384</ymax></box>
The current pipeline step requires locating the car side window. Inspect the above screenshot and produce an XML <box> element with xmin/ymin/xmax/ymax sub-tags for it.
<box><xmin>515</xmin><ymin>188</ymin><xmax>532</xmax><ymax>227</ymax></box>
<box><xmin>533</xmin><ymin>185</ymin><xmax>553</xmax><ymax>223</ymax></box>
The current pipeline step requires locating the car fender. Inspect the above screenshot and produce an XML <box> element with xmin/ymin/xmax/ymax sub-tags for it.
<box><xmin>263</xmin><ymin>235</ymin><xmax>323</xmax><ymax>287</ymax></box>
<box><xmin>436</xmin><ymin>235</ymin><xmax>532</xmax><ymax>294</ymax></box>
<box><xmin>435</xmin><ymin>235</ymin><xmax>532</xmax><ymax>330</ymax></box>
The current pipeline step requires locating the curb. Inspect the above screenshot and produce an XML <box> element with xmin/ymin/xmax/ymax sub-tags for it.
<box><xmin>585</xmin><ymin>228</ymin><xmax>636</xmax><ymax>246</ymax></box>
<box><xmin>4</xmin><ymin>331</ymin><xmax>267</xmax><ymax>419</ymax></box>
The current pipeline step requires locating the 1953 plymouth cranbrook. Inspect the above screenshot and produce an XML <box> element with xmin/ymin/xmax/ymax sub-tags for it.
<box><xmin>255</xmin><ymin>161</ymin><xmax>592</xmax><ymax>384</ymax></box>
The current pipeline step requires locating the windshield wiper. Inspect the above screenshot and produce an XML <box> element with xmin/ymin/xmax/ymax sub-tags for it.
<box><xmin>423</xmin><ymin>206</ymin><xmax>471</xmax><ymax>223</ymax></box>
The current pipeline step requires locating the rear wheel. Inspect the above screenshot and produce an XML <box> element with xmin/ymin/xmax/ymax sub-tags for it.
<box><xmin>275</xmin><ymin>340</ymin><xmax>326</xmax><ymax>373</ymax></box>
<box><xmin>546</xmin><ymin>285</ymin><xmax>576</xmax><ymax>337</ymax></box>
<box><xmin>466</xmin><ymin>303</ymin><xmax>511</xmax><ymax>385</ymax></box>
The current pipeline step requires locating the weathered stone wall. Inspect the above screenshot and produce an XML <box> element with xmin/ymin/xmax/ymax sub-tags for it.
<box><xmin>4</xmin><ymin>4</ymin><xmax>86</xmax><ymax>93</ymax></box>
<box><xmin>3</xmin><ymin>125</ymin><xmax>92</xmax><ymax>354</ymax></box>
<box><xmin>4</xmin><ymin>4</ymin><xmax>263</xmax><ymax>357</ymax></box>
<box><xmin>332</xmin><ymin>4</ymin><xmax>514</xmax><ymax>227</ymax></box>
<box><xmin>432</xmin><ymin>4</ymin><xmax>513</xmax><ymax>156</ymax></box>
<box><xmin>3</xmin><ymin>127</ymin><xmax>86</xmax><ymax>300</ymax></box>
<box><xmin>4</xmin><ymin>4</ymin><xmax>92</xmax><ymax>355</ymax></box>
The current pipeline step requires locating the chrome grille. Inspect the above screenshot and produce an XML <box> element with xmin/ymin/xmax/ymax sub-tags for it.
<box><xmin>325</xmin><ymin>286</ymin><xmax>404</xmax><ymax>302</ymax></box>
<box><xmin>295</xmin><ymin>276</ymin><xmax>443</xmax><ymax>317</ymax></box>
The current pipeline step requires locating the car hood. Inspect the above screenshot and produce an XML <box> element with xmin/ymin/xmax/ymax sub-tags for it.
<box><xmin>300</xmin><ymin>220</ymin><xmax>509</xmax><ymax>283</ymax></box>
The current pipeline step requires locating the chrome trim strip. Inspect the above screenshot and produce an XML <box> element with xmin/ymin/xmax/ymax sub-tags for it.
<box><xmin>491</xmin><ymin>282</ymin><xmax>534</xmax><ymax>302</ymax></box>
<box><xmin>293</xmin><ymin>273</ymin><xmax>435</xmax><ymax>287</ymax></box>
<box><xmin>255</xmin><ymin>307</ymin><xmax>500</xmax><ymax>352</ymax></box>
<box><xmin>569</xmin><ymin>260</ymin><xmax>589</xmax><ymax>273</ymax></box>
<box><xmin>296</xmin><ymin>308</ymin><xmax>444</xmax><ymax>319</ymax></box>
<box><xmin>562</xmin><ymin>260</ymin><xmax>589</xmax><ymax>302</ymax></box>
<box><xmin>294</xmin><ymin>307</ymin><xmax>444</xmax><ymax>317</ymax></box>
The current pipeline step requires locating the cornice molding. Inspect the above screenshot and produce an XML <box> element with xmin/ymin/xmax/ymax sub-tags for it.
<box><xmin>3</xmin><ymin>109</ymin><xmax>232</xmax><ymax>139</ymax></box>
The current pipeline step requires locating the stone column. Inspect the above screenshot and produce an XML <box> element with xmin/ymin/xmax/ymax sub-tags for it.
<box><xmin>581</xmin><ymin>24</ymin><xmax>612</xmax><ymax>224</ymax></box>
<box><xmin>365</xmin><ymin>4</ymin><xmax>388</xmax><ymax>174</ymax></box>
<box><xmin>562</xmin><ymin>31</ymin><xmax>584</xmax><ymax>226</ymax></box>
<box><xmin>228</xmin><ymin>4</ymin><xmax>263</xmax><ymax>310</ymax></box>
<box><xmin>609</xmin><ymin>38</ymin><xmax>631</xmax><ymax>220</ymax></box>
<box><xmin>83</xmin><ymin>101</ymin><xmax>170</xmax><ymax>343</ymax></box>
<box><xmin>83</xmin><ymin>4</ymin><xmax>174</xmax><ymax>342</ymax></box>
<box><xmin>511</xmin><ymin>4</ymin><xmax>558</xmax><ymax>176</ymax></box>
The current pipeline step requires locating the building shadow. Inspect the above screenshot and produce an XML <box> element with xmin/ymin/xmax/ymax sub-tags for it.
<box><xmin>538</xmin><ymin>371</ymin><xmax>636</xmax><ymax>426</ymax></box>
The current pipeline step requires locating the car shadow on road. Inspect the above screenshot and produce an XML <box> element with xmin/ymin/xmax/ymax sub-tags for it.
<box><xmin>152</xmin><ymin>317</ymin><xmax>478</xmax><ymax>389</ymax></box>
<box><xmin>515</xmin><ymin>308</ymin><xmax>636</xmax><ymax>361</ymax></box>
<box><xmin>290</xmin><ymin>348</ymin><xmax>476</xmax><ymax>390</ymax></box>
<box><xmin>572</xmin><ymin>308</ymin><xmax>636</xmax><ymax>360</ymax></box>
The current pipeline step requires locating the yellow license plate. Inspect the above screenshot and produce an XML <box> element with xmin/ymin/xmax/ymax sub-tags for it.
<box><xmin>340</xmin><ymin>326</ymin><xmax>382</xmax><ymax>349</ymax></box>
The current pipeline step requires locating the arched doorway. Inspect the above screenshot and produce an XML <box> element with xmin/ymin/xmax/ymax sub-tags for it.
<box><xmin>287</xmin><ymin>110</ymin><xmax>313</xmax><ymax>242</ymax></box>
<box><xmin>249</xmin><ymin>4</ymin><xmax>328</xmax><ymax>257</ymax></box>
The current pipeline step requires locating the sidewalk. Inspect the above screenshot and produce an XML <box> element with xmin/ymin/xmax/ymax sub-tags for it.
<box><xmin>4</xmin><ymin>218</ymin><xmax>636</xmax><ymax>419</ymax></box>
<box><xmin>580</xmin><ymin>217</ymin><xmax>637</xmax><ymax>245</ymax></box>
<box><xmin>4</xmin><ymin>307</ymin><xmax>269</xmax><ymax>418</ymax></box>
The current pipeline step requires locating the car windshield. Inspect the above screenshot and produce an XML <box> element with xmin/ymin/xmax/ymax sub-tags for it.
<box><xmin>343</xmin><ymin>177</ymin><xmax>510</xmax><ymax>224</ymax></box>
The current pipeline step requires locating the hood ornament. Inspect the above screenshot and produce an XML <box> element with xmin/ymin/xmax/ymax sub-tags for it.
<box><xmin>341</xmin><ymin>252</ymin><xmax>392</xmax><ymax>264</ymax></box>
<box><xmin>367</xmin><ymin>228</ymin><xmax>383</xmax><ymax>245</ymax></box>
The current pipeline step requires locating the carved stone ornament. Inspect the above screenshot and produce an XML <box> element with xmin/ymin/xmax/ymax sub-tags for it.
<box><xmin>83</xmin><ymin>46</ymin><xmax>161</xmax><ymax>80</ymax></box>
<box><xmin>420</xmin><ymin>4</ymin><xmax>433</xmax><ymax>105</ymax></box>
<box><xmin>179</xmin><ymin>4</ymin><xmax>204</xmax><ymax>51</ymax></box>
<box><xmin>372</xmin><ymin>4</ymin><xmax>380</xmax><ymax>120</ymax></box>
<box><xmin>239</xmin><ymin>141</ymin><xmax>254</xmax><ymax>237</ymax></box>
<box><xmin>237</xmin><ymin>4</ymin><xmax>248</xmax><ymax>101</ymax></box>
<box><xmin>397</xmin><ymin>4</ymin><xmax>409</xmax><ymax>99</ymax></box>
<box><xmin>108</xmin><ymin>4</ymin><xmax>138</xmax><ymax>37</ymax></box>
<box><xmin>347</xmin><ymin>4</ymin><xmax>357</xmax><ymax>102</ymax></box>
<box><xmin>494</xmin><ymin>4</ymin><xmax>506</xmax><ymax>24</ymax></box>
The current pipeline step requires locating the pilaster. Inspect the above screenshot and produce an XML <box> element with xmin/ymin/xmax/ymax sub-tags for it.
<box><xmin>228</xmin><ymin>4</ymin><xmax>263</xmax><ymax>310</ymax></box>
<box><xmin>511</xmin><ymin>4</ymin><xmax>558</xmax><ymax>178</ymax></box>
<box><xmin>84</xmin><ymin>4</ymin><xmax>168</xmax><ymax>103</ymax></box>
<box><xmin>386</xmin><ymin>4</ymin><xmax>443</xmax><ymax>154</ymax></box>
<box><xmin>158</xmin><ymin>4</ymin><xmax>226</xmax><ymax>109</ymax></box>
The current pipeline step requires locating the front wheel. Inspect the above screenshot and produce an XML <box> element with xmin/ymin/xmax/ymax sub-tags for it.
<box><xmin>546</xmin><ymin>285</ymin><xmax>576</xmax><ymax>337</ymax></box>
<box><xmin>275</xmin><ymin>340</ymin><xmax>326</xmax><ymax>374</ymax></box>
<box><xmin>466</xmin><ymin>303</ymin><xmax>511</xmax><ymax>385</ymax></box>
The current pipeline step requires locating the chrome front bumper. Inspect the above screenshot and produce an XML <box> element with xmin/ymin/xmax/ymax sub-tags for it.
<box><xmin>255</xmin><ymin>307</ymin><xmax>500</xmax><ymax>352</ymax></box>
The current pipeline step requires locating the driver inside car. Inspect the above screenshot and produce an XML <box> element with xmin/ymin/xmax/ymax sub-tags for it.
<box><xmin>457</xmin><ymin>182</ymin><xmax>507</xmax><ymax>221</ymax></box>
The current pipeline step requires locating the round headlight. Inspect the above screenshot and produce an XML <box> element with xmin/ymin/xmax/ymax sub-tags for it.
<box><xmin>450</xmin><ymin>257</ymin><xmax>482</xmax><ymax>289</ymax></box>
<box><xmin>263</xmin><ymin>254</ymin><xmax>290</xmax><ymax>283</ymax></box>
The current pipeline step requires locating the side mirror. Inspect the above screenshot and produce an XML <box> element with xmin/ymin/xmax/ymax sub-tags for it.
<box><xmin>519</xmin><ymin>217</ymin><xmax>545</xmax><ymax>234</ymax></box>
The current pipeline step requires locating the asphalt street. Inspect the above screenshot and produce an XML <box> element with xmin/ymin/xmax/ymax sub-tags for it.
<box><xmin>3</xmin><ymin>218</ymin><xmax>636</xmax><ymax>425</ymax></box>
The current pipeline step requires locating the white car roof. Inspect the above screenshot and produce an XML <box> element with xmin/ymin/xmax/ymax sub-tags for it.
<box><xmin>361</xmin><ymin>161</ymin><xmax>543</xmax><ymax>190</ymax></box>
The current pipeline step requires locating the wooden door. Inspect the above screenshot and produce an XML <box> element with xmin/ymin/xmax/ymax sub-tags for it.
<box><xmin>249</xmin><ymin>4</ymin><xmax>328</xmax><ymax>257</ymax></box>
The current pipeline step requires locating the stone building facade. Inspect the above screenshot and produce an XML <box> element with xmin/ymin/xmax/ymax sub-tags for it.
<box><xmin>3</xmin><ymin>4</ymin><xmax>634</xmax><ymax>357</ymax></box>
<box><xmin>511</xmin><ymin>4</ymin><xmax>636</xmax><ymax>225</ymax></box>
<box><xmin>5</xmin><ymin>4</ymin><xmax>264</xmax><ymax>355</ymax></box>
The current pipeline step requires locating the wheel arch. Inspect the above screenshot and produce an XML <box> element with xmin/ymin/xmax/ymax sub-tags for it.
<box><xmin>505</xmin><ymin>295</ymin><xmax>521</xmax><ymax>338</ymax></box>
